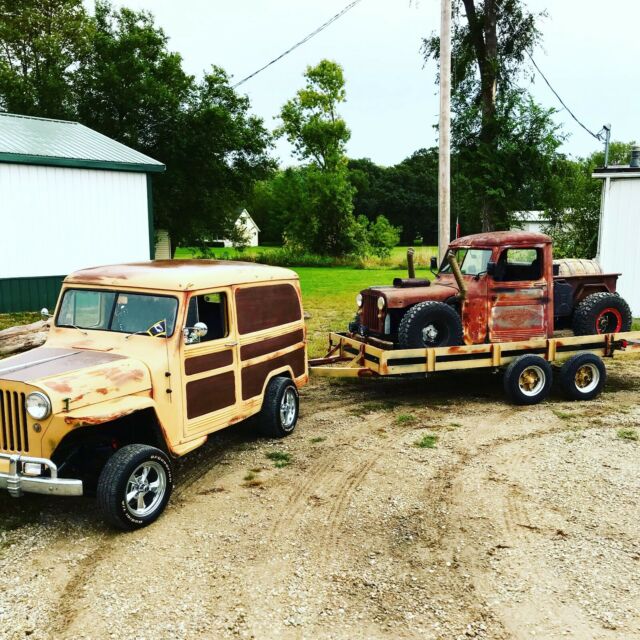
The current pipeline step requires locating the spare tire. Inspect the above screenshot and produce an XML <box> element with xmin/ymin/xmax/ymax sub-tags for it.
<box><xmin>572</xmin><ymin>292</ymin><xmax>632</xmax><ymax>335</ymax></box>
<box><xmin>398</xmin><ymin>301</ymin><xmax>463</xmax><ymax>348</ymax></box>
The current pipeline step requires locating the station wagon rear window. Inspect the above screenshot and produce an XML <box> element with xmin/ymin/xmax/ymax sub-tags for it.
<box><xmin>57</xmin><ymin>289</ymin><xmax>178</xmax><ymax>337</ymax></box>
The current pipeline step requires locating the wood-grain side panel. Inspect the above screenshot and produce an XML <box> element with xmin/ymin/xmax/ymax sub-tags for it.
<box><xmin>240</xmin><ymin>329</ymin><xmax>304</xmax><ymax>361</ymax></box>
<box><xmin>185</xmin><ymin>350</ymin><xmax>233</xmax><ymax>376</ymax></box>
<box><xmin>241</xmin><ymin>347</ymin><xmax>305</xmax><ymax>400</ymax></box>
<box><xmin>235</xmin><ymin>284</ymin><xmax>302</xmax><ymax>335</ymax></box>
<box><xmin>186</xmin><ymin>371</ymin><xmax>235</xmax><ymax>419</ymax></box>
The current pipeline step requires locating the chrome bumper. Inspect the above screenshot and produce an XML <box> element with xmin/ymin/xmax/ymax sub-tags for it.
<box><xmin>0</xmin><ymin>453</ymin><xmax>83</xmax><ymax>497</ymax></box>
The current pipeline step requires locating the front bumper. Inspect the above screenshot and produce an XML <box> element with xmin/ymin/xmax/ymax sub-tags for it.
<box><xmin>0</xmin><ymin>453</ymin><xmax>83</xmax><ymax>497</ymax></box>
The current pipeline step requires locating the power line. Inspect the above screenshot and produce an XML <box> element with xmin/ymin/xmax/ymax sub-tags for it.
<box><xmin>232</xmin><ymin>0</ymin><xmax>364</xmax><ymax>89</ymax></box>
<box><xmin>526</xmin><ymin>51</ymin><xmax>603</xmax><ymax>141</ymax></box>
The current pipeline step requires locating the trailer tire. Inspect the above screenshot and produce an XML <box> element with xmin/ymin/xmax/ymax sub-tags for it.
<box><xmin>559</xmin><ymin>353</ymin><xmax>606</xmax><ymax>401</ymax></box>
<box><xmin>398</xmin><ymin>301</ymin><xmax>463</xmax><ymax>348</ymax></box>
<box><xmin>503</xmin><ymin>355</ymin><xmax>552</xmax><ymax>405</ymax></box>
<box><xmin>257</xmin><ymin>377</ymin><xmax>299</xmax><ymax>438</ymax></box>
<box><xmin>572</xmin><ymin>292</ymin><xmax>632</xmax><ymax>335</ymax></box>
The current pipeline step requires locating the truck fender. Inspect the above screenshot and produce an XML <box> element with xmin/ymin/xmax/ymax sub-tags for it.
<box><xmin>62</xmin><ymin>395</ymin><xmax>159</xmax><ymax>428</ymax></box>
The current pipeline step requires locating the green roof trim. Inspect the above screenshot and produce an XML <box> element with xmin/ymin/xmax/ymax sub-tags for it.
<box><xmin>0</xmin><ymin>112</ymin><xmax>165</xmax><ymax>173</ymax></box>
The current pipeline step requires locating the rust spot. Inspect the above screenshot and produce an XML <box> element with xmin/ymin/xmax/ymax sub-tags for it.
<box><xmin>44</xmin><ymin>380</ymin><xmax>72</xmax><ymax>393</ymax></box>
<box><xmin>96</xmin><ymin>387</ymin><xmax>109</xmax><ymax>395</ymax></box>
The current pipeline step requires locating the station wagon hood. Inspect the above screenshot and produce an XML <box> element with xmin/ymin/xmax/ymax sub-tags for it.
<box><xmin>367</xmin><ymin>282</ymin><xmax>460</xmax><ymax>308</ymax></box>
<box><xmin>0</xmin><ymin>347</ymin><xmax>151</xmax><ymax>412</ymax></box>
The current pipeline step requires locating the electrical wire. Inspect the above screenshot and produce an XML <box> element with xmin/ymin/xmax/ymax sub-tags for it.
<box><xmin>526</xmin><ymin>51</ymin><xmax>603</xmax><ymax>141</ymax></box>
<box><xmin>232</xmin><ymin>0</ymin><xmax>364</xmax><ymax>88</ymax></box>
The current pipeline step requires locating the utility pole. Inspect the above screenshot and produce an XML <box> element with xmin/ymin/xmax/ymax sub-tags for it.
<box><xmin>438</xmin><ymin>0</ymin><xmax>452</xmax><ymax>263</ymax></box>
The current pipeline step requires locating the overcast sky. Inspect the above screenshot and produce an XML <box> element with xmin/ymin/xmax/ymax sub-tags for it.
<box><xmin>108</xmin><ymin>0</ymin><xmax>639</xmax><ymax>167</ymax></box>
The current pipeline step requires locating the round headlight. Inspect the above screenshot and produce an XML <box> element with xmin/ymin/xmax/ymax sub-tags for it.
<box><xmin>377</xmin><ymin>296</ymin><xmax>386</xmax><ymax>310</ymax></box>
<box><xmin>25</xmin><ymin>392</ymin><xmax>51</xmax><ymax>420</ymax></box>
<box><xmin>356</xmin><ymin>293</ymin><xmax>363</xmax><ymax>308</ymax></box>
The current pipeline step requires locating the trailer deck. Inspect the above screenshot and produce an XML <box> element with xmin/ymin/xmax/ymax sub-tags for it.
<box><xmin>310</xmin><ymin>331</ymin><xmax>640</xmax><ymax>378</ymax></box>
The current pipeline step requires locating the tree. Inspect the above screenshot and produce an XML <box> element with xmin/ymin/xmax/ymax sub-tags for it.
<box><xmin>545</xmin><ymin>142</ymin><xmax>635</xmax><ymax>258</ymax></box>
<box><xmin>424</xmin><ymin>0</ymin><xmax>553</xmax><ymax>231</ymax></box>
<box><xmin>277</xmin><ymin>60</ymin><xmax>360</xmax><ymax>256</ymax></box>
<box><xmin>0</xmin><ymin>0</ymin><xmax>92</xmax><ymax>118</ymax></box>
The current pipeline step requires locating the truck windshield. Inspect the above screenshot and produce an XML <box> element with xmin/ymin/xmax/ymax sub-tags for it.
<box><xmin>440</xmin><ymin>249</ymin><xmax>492</xmax><ymax>276</ymax></box>
<box><xmin>57</xmin><ymin>289</ymin><xmax>178</xmax><ymax>337</ymax></box>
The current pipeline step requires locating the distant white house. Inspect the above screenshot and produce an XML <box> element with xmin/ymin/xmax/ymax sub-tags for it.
<box><xmin>218</xmin><ymin>209</ymin><xmax>260</xmax><ymax>248</ymax></box>
<box><xmin>511</xmin><ymin>210</ymin><xmax>548</xmax><ymax>234</ymax></box>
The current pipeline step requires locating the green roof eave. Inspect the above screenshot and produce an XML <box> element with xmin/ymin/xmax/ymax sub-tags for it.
<box><xmin>0</xmin><ymin>151</ymin><xmax>165</xmax><ymax>173</ymax></box>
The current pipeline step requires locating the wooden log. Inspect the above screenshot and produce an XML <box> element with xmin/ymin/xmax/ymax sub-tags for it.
<box><xmin>0</xmin><ymin>320</ymin><xmax>49</xmax><ymax>358</ymax></box>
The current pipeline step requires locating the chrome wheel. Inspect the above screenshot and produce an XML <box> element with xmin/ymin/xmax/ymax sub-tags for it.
<box><xmin>280</xmin><ymin>387</ymin><xmax>298</xmax><ymax>430</ymax></box>
<box><xmin>574</xmin><ymin>363</ymin><xmax>600</xmax><ymax>394</ymax></box>
<box><xmin>125</xmin><ymin>461</ymin><xmax>167</xmax><ymax>518</ymax></box>
<box><xmin>518</xmin><ymin>365</ymin><xmax>546</xmax><ymax>397</ymax></box>
<box><xmin>421</xmin><ymin>324</ymin><xmax>439</xmax><ymax>345</ymax></box>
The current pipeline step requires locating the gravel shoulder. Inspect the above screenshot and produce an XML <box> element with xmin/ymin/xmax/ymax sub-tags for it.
<box><xmin>1</xmin><ymin>357</ymin><xmax>639</xmax><ymax>640</ymax></box>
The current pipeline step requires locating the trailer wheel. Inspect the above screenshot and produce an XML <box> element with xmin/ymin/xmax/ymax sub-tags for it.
<box><xmin>559</xmin><ymin>353</ymin><xmax>606</xmax><ymax>401</ymax></box>
<box><xmin>503</xmin><ymin>355</ymin><xmax>552</xmax><ymax>405</ymax></box>
<box><xmin>572</xmin><ymin>292</ymin><xmax>632</xmax><ymax>335</ymax></box>
<box><xmin>398</xmin><ymin>301</ymin><xmax>463</xmax><ymax>348</ymax></box>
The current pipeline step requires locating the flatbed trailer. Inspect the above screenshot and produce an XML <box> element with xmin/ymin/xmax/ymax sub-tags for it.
<box><xmin>309</xmin><ymin>331</ymin><xmax>640</xmax><ymax>404</ymax></box>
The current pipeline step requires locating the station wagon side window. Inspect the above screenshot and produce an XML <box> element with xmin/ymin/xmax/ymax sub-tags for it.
<box><xmin>494</xmin><ymin>248</ymin><xmax>542</xmax><ymax>282</ymax></box>
<box><xmin>185</xmin><ymin>292</ymin><xmax>228</xmax><ymax>343</ymax></box>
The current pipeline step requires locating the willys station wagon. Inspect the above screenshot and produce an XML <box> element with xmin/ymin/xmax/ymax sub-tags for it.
<box><xmin>0</xmin><ymin>260</ymin><xmax>308</xmax><ymax>529</ymax></box>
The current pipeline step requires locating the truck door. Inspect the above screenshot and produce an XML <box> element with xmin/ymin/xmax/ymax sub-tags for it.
<box><xmin>488</xmin><ymin>247</ymin><xmax>549</xmax><ymax>342</ymax></box>
<box><xmin>181</xmin><ymin>289</ymin><xmax>240</xmax><ymax>438</ymax></box>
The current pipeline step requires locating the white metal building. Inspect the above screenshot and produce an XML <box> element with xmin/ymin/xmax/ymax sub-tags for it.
<box><xmin>0</xmin><ymin>113</ymin><xmax>165</xmax><ymax>312</ymax></box>
<box><xmin>593</xmin><ymin>163</ymin><xmax>640</xmax><ymax>315</ymax></box>
<box><xmin>511</xmin><ymin>210</ymin><xmax>547</xmax><ymax>234</ymax></box>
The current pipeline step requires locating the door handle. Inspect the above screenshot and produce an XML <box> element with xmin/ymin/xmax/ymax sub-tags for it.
<box><xmin>225</xmin><ymin>341</ymin><xmax>238</xmax><ymax>347</ymax></box>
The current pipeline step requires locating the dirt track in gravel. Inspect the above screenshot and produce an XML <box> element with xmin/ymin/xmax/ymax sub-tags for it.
<box><xmin>1</xmin><ymin>358</ymin><xmax>639</xmax><ymax>640</ymax></box>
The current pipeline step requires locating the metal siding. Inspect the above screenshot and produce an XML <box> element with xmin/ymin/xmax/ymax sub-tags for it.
<box><xmin>0</xmin><ymin>163</ymin><xmax>150</xmax><ymax>279</ymax></box>
<box><xmin>599</xmin><ymin>177</ymin><xmax>640</xmax><ymax>315</ymax></box>
<box><xmin>0</xmin><ymin>113</ymin><xmax>164</xmax><ymax>170</ymax></box>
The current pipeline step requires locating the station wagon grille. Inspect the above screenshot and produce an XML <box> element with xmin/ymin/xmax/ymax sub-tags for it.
<box><xmin>0</xmin><ymin>387</ymin><xmax>29</xmax><ymax>453</ymax></box>
<box><xmin>361</xmin><ymin>293</ymin><xmax>383</xmax><ymax>333</ymax></box>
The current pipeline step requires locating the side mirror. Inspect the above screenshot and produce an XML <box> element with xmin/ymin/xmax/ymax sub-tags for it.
<box><xmin>41</xmin><ymin>307</ymin><xmax>52</xmax><ymax>321</ymax></box>
<box><xmin>430</xmin><ymin>256</ymin><xmax>438</xmax><ymax>271</ymax></box>
<box><xmin>486</xmin><ymin>261</ymin><xmax>496</xmax><ymax>277</ymax></box>
<box><xmin>183</xmin><ymin>321</ymin><xmax>208</xmax><ymax>344</ymax></box>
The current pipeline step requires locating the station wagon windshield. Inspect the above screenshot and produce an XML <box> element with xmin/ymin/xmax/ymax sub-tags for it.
<box><xmin>57</xmin><ymin>289</ymin><xmax>178</xmax><ymax>337</ymax></box>
<box><xmin>440</xmin><ymin>249</ymin><xmax>492</xmax><ymax>276</ymax></box>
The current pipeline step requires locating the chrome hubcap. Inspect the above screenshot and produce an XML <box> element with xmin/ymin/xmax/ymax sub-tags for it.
<box><xmin>422</xmin><ymin>324</ymin><xmax>439</xmax><ymax>344</ymax></box>
<box><xmin>280</xmin><ymin>387</ymin><xmax>297</xmax><ymax>430</ymax></box>
<box><xmin>125</xmin><ymin>461</ymin><xmax>166</xmax><ymax>518</ymax></box>
<box><xmin>518</xmin><ymin>365</ymin><xmax>546</xmax><ymax>397</ymax></box>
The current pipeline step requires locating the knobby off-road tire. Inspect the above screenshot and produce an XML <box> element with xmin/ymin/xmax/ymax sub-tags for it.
<box><xmin>97</xmin><ymin>444</ymin><xmax>174</xmax><ymax>531</ymax></box>
<box><xmin>503</xmin><ymin>355</ymin><xmax>553</xmax><ymax>405</ymax></box>
<box><xmin>572</xmin><ymin>292</ymin><xmax>632</xmax><ymax>336</ymax></box>
<box><xmin>257</xmin><ymin>377</ymin><xmax>299</xmax><ymax>438</ymax></box>
<box><xmin>397</xmin><ymin>301</ymin><xmax>463</xmax><ymax>349</ymax></box>
<box><xmin>559</xmin><ymin>352</ymin><xmax>606</xmax><ymax>401</ymax></box>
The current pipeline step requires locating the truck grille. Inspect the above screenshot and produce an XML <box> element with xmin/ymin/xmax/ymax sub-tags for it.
<box><xmin>361</xmin><ymin>293</ymin><xmax>383</xmax><ymax>333</ymax></box>
<box><xmin>0</xmin><ymin>388</ymin><xmax>29</xmax><ymax>453</ymax></box>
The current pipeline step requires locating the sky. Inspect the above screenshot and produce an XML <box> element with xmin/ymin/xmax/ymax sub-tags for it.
<box><xmin>107</xmin><ymin>0</ymin><xmax>640</xmax><ymax>167</ymax></box>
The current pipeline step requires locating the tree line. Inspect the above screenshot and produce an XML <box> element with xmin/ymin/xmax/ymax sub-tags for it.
<box><xmin>0</xmin><ymin>0</ymin><xmax>632</xmax><ymax>259</ymax></box>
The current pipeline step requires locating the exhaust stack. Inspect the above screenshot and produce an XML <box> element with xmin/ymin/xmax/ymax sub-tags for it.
<box><xmin>407</xmin><ymin>247</ymin><xmax>416</xmax><ymax>279</ymax></box>
<box><xmin>446</xmin><ymin>250</ymin><xmax>467</xmax><ymax>301</ymax></box>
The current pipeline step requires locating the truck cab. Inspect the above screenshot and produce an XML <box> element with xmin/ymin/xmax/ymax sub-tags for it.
<box><xmin>352</xmin><ymin>231</ymin><xmax>632</xmax><ymax>349</ymax></box>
